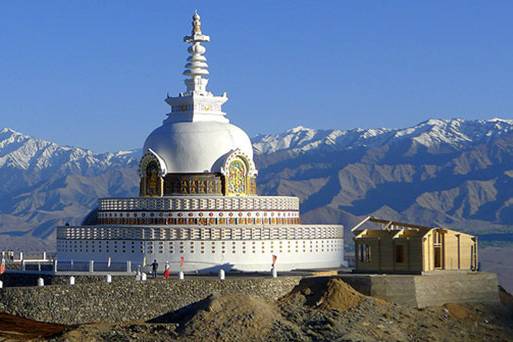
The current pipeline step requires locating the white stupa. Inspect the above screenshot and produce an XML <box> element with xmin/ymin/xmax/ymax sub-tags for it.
<box><xmin>56</xmin><ymin>12</ymin><xmax>344</xmax><ymax>272</ymax></box>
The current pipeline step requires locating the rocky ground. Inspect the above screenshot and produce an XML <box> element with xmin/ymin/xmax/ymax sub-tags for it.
<box><xmin>1</xmin><ymin>277</ymin><xmax>513</xmax><ymax>341</ymax></box>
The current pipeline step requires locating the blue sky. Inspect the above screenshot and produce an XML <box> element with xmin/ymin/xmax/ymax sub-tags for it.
<box><xmin>1</xmin><ymin>1</ymin><xmax>513</xmax><ymax>152</ymax></box>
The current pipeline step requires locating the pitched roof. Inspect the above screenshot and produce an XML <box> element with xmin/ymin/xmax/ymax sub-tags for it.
<box><xmin>351</xmin><ymin>216</ymin><xmax>475</xmax><ymax>239</ymax></box>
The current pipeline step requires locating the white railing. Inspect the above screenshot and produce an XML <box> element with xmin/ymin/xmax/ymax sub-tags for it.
<box><xmin>98</xmin><ymin>196</ymin><xmax>300</xmax><ymax>211</ymax></box>
<box><xmin>57</xmin><ymin>224</ymin><xmax>344</xmax><ymax>241</ymax></box>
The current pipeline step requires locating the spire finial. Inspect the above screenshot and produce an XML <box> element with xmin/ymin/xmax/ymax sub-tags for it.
<box><xmin>164</xmin><ymin>12</ymin><xmax>229</xmax><ymax>123</ymax></box>
<box><xmin>192</xmin><ymin>10</ymin><xmax>202</xmax><ymax>34</ymax></box>
<box><xmin>183</xmin><ymin>11</ymin><xmax>210</xmax><ymax>95</ymax></box>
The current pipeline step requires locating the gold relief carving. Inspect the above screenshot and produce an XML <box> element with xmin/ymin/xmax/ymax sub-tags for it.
<box><xmin>145</xmin><ymin>161</ymin><xmax>162</xmax><ymax>196</ymax></box>
<box><xmin>164</xmin><ymin>173</ymin><xmax>223</xmax><ymax>195</ymax></box>
<box><xmin>249</xmin><ymin>177</ymin><xmax>257</xmax><ymax>195</ymax></box>
<box><xmin>199</xmin><ymin>180</ymin><xmax>207</xmax><ymax>193</ymax></box>
<box><xmin>227</xmin><ymin>158</ymin><xmax>248</xmax><ymax>196</ymax></box>
<box><xmin>180</xmin><ymin>179</ymin><xmax>188</xmax><ymax>193</ymax></box>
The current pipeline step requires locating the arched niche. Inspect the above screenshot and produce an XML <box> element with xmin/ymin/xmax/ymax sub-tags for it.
<box><xmin>139</xmin><ymin>149</ymin><xmax>167</xmax><ymax>197</ymax></box>
<box><xmin>221</xmin><ymin>149</ymin><xmax>258</xmax><ymax>196</ymax></box>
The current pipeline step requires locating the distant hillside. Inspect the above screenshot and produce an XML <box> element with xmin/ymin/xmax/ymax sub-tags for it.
<box><xmin>0</xmin><ymin>128</ymin><xmax>140</xmax><ymax>250</ymax></box>
<box><xmin>254</xmin><ymin>118</ymin><xmax>513</xmax><ymax>236</ymax></box>
<box><xmin>1</xmin><ymin>118</ymin><xmax>513</xmax><ymax>250</ymax></box>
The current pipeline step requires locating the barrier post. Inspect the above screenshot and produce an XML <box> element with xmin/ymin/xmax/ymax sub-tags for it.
<box><xmin>37</xmin><ymin>277</ymin><xmax>44</xmax><ymax>287</ymax></box>
<box><xmin>69</xmin><ymin>276</ymin><xmax>75</xmax><ymax>285</ymax></box>
<box><xmin>89</xmin><ymin>260</ymin><xmax>94</xmax><ymax>273</ymax></box>
<box><xmin>126</xmin><ymin>260</ymin><xmax>132</xmax><ymax>273</ymax></box>
<box><xmin>106</xmin><ymin>274</ymin><xmax>112</xmax><ymax>283</ymax></box>
<box><xmin>219</xmin><ymin>269</ymin><xmax>225</xmax><ymax>280</ymax></box>
<box><xmin>179</xmin><ymin>271</ymin><xmax>185</xmax><ymax>280</ymax></box>
<box><xmin>53</xmin><ymin>259</ymin><xmax>58</xmax><ymax>273</ymax></box>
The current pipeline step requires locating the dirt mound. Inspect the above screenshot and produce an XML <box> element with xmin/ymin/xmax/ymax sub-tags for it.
<box><xmin>47</xmin><ymin>277</ymin><xmax>513</xmax><ymax>341</ymax></box>
<box><xmin>443</xmin><ymin>303</ymin><xmax>478</xmax><ymax>321</ymax></box>
<box><xmin>177</xmin><ymin>293</ymin><xmax>281</xmax><ymax>341</ymax></box>
<box><xmin>318</xmin><ymin>278</ymin><xmax>363</xmax><ymax>311</ymax></box>
<box><xmin>282</xmin><ymin>276</ymin><xmax>364</xmax><ymax>311</ymax></box>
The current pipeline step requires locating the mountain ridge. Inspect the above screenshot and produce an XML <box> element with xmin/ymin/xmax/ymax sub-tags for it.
<box><xmin>1</xmin><ymin>117</ymin><xmax>512</xmax><ymax>250</ymax></box>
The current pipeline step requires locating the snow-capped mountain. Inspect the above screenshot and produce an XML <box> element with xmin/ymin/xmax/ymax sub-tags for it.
<box><xmin>0</xmin><ymin>128</ymin><xmax>141</xmax><ymax>250</ymax></box>
<box><xmin>253</xmin><ymin>118</ymin><xmax>513</xmax><ymax>155</ymax></box>
<box><xmin>253</xmin><ymin>118</ymin><xmax>513</xmax><ymax>238</ymax></box>
<box><xmin>0</xmin><ymin>128</ymin><xmax>139</xmax><ymax>173</ymax></box>
<box><xmin>1</xmin><ymin>118</ymin><xmax>513</xmax><ymax>251</ymax></box>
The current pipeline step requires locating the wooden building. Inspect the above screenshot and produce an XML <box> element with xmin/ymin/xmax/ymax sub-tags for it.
<box><xmin>352</xmin><ymin>217</ymin><xmax>478</xmax><ymax>274</ymax></box>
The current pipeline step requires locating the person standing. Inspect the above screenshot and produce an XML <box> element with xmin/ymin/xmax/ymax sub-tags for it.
<box><xmin>151</xmin><ymin>259</ymin><xmax>158</xmax><ymax>279</ymax></box>
<box><xmin>163</xmin><ymin>265</ymin><xmax>171</xmax><ymax>280</ymax></box>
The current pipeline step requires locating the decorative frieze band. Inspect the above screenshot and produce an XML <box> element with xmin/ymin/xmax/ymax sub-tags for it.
<box><xmin>99</xmin><ymin>196</ymin><xmax>300</xmax><ymax>212</ymax></box>
<box><xmin>57</xmin><ymin>224</ymin><xmax>343</xmax><ymax>241</ymax></box>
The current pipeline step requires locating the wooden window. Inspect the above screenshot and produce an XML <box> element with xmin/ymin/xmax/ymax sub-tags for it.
<box><xmin>433</xmin><ymin>231</ymin><xmax>442</xmax><ymax>244</ymax></box>
<box><xmin>434</xmin><ymin>246</ymin><xmax>442</xmax><ymax>269</ymax></box>
<box><xmin>358</xmin><ymin>243</ymin><xmax>371</xmax><ymax>263</ymax></box>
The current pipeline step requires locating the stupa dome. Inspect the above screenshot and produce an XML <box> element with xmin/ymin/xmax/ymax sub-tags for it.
<box><xmin>138</xmin><ymin>11</ymin><xmax>258</xmax><ymax>197</ymax></box>
<box><xmin>143</xmin><ymin>120</ymin><xmax>253</xmax><ymax>173</ymax></box>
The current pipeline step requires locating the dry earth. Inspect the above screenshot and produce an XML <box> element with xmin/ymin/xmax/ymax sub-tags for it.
<box><xmin>1</xmin><ymin>277</ymin><xmax>513</xmax><ymax>341</ymax></box>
